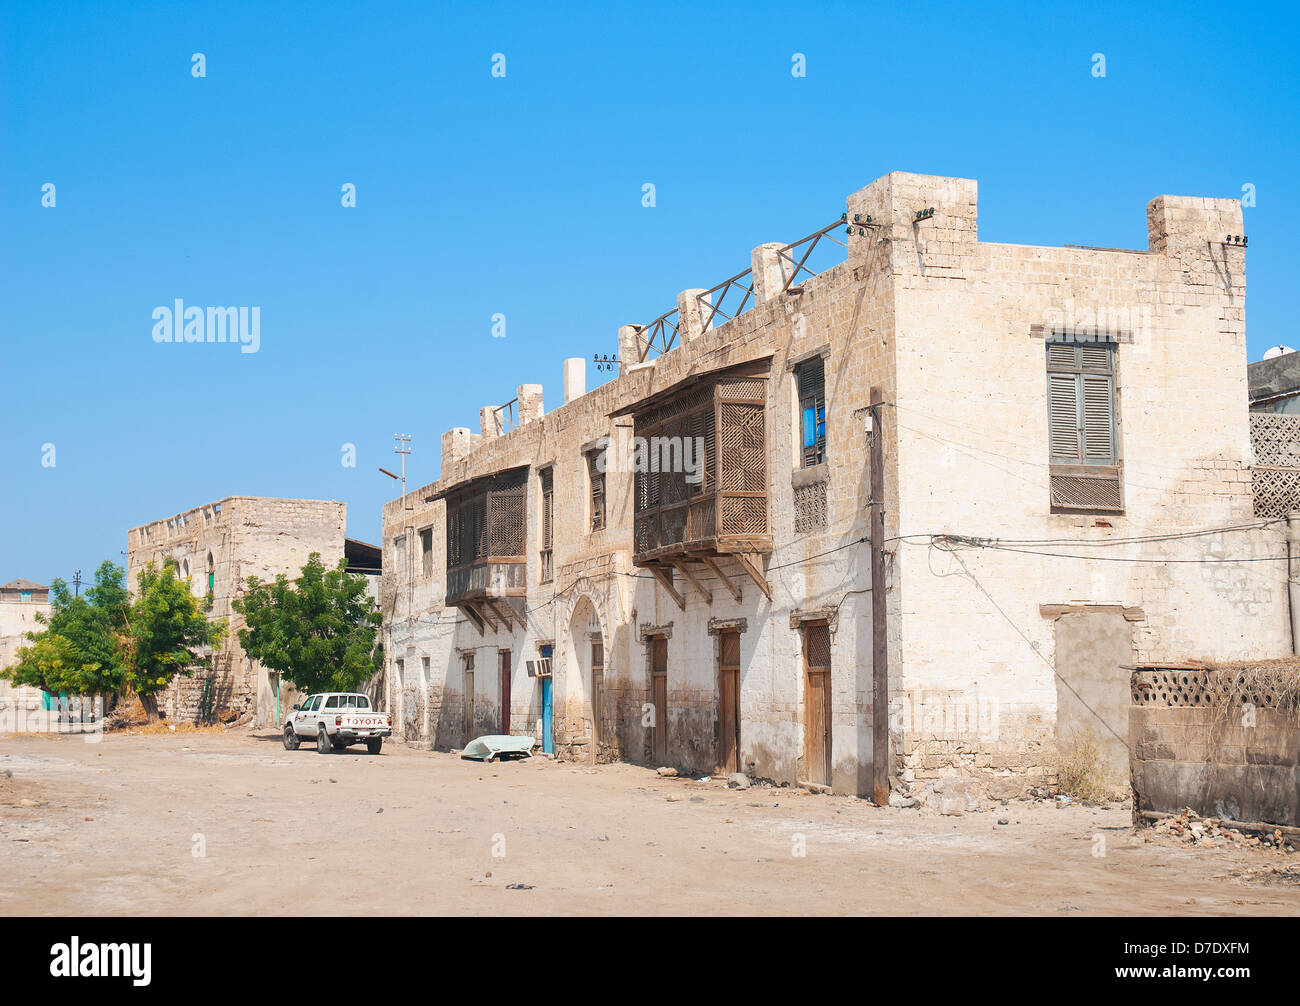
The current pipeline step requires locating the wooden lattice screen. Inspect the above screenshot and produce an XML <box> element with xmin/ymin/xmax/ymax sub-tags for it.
<box><xmin>717</xmin><ymin>379</ymin><xmax>767</xmax><ymax>538</ymax></box>
<box><xmin>446</xmin><ymin>468</ymin><xmax>528</xmax><ymax>567</ymax></box>
<box><xmin>632</xmin><ymin>367</ymin><xmax>769</xmax><ymax>560</ymax></box>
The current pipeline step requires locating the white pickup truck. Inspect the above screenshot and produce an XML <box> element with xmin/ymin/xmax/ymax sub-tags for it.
<box><xmin>283</xmin><ymin>692</ymin><xmax>392</xmax><ymax>754</ymax></box>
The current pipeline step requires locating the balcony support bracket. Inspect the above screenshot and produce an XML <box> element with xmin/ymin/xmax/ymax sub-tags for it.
<box><xmin>734</xmin><ymin>552</ymin><xmax>772</xmax><ymax>601</ymax></box>
<box><xmin>699</xmin><ymin>555</ymin><xmax>741</xmax><ymax>603</ymax></box>
<box><xmin>460</xmin><ymin>602</ymin><xmax>486</xmax><ymax>635</ymax></box>
<box><xmin>671</xmin><ymin>558</ymin><xmax>712</xmax><ymax>605</ymax></box>
<box><xmin>649</xmin><ymin>563</ymin><xmax>686</xmax><ymax>611</ymax></box>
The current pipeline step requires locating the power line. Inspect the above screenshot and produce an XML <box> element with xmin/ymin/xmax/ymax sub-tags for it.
<box><xmin>933</xmin><ymin>538</ymin><xmax>1292</xmax><ymax>565</ymax></box>
<box><xmin>887</xmin><ymin>399</ymin><xmax>1240</xmax><ymax>479</ymax></box>
<box><xmin>944</xmin><ymin>550</ymin><xmax>1132</xmax><ymax>751</ymax></box>
<box><xmin>965</xmin><ymin>520</ymin><xmax>1284</xmax><ymax>548</ymax></box>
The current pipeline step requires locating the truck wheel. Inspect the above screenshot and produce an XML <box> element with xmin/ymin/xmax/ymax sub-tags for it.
<box><xmin>332</xmin><ymin>739</ymin><xmax>349</xmax><ymax>751</ymax></box>
<box><xmin>366</xmin><ymin>737</ymin><xmax>383</xmax><ymax>755</ymax></box>
<box><xmin>316</xmin><ymin>727</ymin><xmax>331</xmax><ymax>754</ymax></box>
<box><xmin>283</xmin><ymin>725</ymin><xmax>300</xmax><ymax>751</ymax></box>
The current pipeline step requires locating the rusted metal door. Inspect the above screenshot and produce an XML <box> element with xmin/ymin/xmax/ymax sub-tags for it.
<box><xmin>803</xmin><ymin>622</ymin><xmax>831</xmax><ymax>786</ymax></box>
<box><xmin>499</xmin><ymin>650</ymin><xmax>511</xmax><ymax>734</ymax></box>
<box><xmin>718</xmin><ymin>630</ymin><xmax>741</xmax><ymax>773</ymax></box>
<box><xmin>651</xmin><ymin>635</ymin><xmax>668</xmax><ymax>764</ymax></box>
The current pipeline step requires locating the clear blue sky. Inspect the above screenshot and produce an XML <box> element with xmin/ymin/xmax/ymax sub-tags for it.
<box><xmin>2</xmin><ymin>0</ymin><xmax>1297</xmax><ymax>586</ymax></box>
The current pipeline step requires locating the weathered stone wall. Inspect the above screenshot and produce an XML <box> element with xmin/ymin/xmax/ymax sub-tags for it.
<box><xmin>0</xmin><ymin>591</ymin><xmax>52</xmax><ymax>712</ymax></box>
<box><xmin>380</xmin><ymin>170</ymin><xmax>1287</xmax><ymax>799</ymax></box>
<box><xmin>1131</xmin><ymin>670</ymin><xmax>1299</xmax><ymax>826</ymax></box>
<box><xmin>127</xmin><ymin>496</ymin><xmax>348</xmax><ymax>725</ymax></box>
<box><xmin>885</xmin><ymin>173</ymin><xmax>1289</xmax><ymax>791</ymax></box>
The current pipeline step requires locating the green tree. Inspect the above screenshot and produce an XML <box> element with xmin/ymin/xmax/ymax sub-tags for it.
<box><xmin>123</xmin><ymin>558</ymin><xmax>226</xmax><ymax>721</ymax></box>
<box><xmin>2</xmin><ymin>561</ymin><xmax>130</xmax><ymax>697</ymax></box>
<box><xmin>233</xmin><ymin>553</ymin><xmax>382</xmax><ymax>696</ymax></box>
<box><xmin>4</xmin><ymin>633</ymin><xmax>102</xmax><ymax>698</ymax></box>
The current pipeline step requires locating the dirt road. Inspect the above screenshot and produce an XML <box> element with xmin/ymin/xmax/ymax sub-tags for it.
<box><xmin>1</xmin><ymin>730</ymin><xmax>1296</xmax><ymax>916</ymax></box>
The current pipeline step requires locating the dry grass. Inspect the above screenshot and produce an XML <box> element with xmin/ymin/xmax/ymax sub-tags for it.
<box><xmin>111</xmin><ymin>720</ymin><xmax>228</xmax><ymax>735</ymax></box>
<box><xmin>1054</xmin><ymin>731</ymin><xmax>1116</xmax><ymax>803</ymax></box>
<box><xmin>1199</xmin><ymin>657</ymin><xmax>1300</xmax><ymax>713</ymax></box>
<box><xmin>1191</xmin><ymin>657</ymin><xmax>1300</xmax><ymax>810</ymax></box>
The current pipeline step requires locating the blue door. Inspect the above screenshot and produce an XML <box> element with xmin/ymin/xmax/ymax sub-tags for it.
<box><xmin>540</xmin><ymin>645</ymin><xmax>554</xmax><ymax>754</ymax></box>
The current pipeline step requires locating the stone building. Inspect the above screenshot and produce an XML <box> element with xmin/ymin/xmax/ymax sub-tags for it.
<box><xmin>1246</xmin><ymin>350</ymin><xmax>1300</xmax><ymax>522</ymax></box>
<box><xmin>0</xmin><ymin>579</ymin><xmax>52</xmax><ymax>712</ymax></box>
<box><xmin>127</xmin><ymin>497</ymin><xmax>380</xmax><ymax>726</ymax></box>
<box><xmin>380</xmin><ymin>171</ymin><xmax>1289</xmax><ymax>798</ymax></box>
<box><xmin>1248</xmin><ymin>348</ymin><xmax>1300</xmax><ymax>414</ymax></box>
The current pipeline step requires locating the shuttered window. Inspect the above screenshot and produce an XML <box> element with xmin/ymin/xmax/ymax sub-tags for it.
<box><xmin>587</xmin><ymin>450</ymin><xmax>606</xmax><ymax>532</ymax></box>
<box><xmin>1046</xmin><ymin>339</ymin><xmax>1122</xmax><ymax>512</ymax></box>
<box><xmin>540</xmin><ymin>467</ymin><xmax>554</xmax><ymax>549</ymax></box>
<box><xmin>1046</xmin><ymin>341</ymin><xmax>1116</xmax><ymax>465</ymax></box>
<box><xmin>420</xmin><ymin>527</ymin><xmax>434</xmax><ymax>578</ymax></box>
<box><xmin>539</xmin><ymin>466</ymin><xmax>554</xmax><ymax>583</ymax></box>
<box><xmin>796</xmin><ymin>357</ymin><xmax>827</xmax><ymax>468</ymax></box>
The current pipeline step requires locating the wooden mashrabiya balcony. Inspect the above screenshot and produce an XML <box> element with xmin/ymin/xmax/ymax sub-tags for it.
<box><xmin>433</xmin><ymin>465</ymin><xmax>528</xmax><ymax>634</ymax></box>
<box><xmin>616</xmin><ymin>358</ymin><xmax>773</xmax><ymax>607</ymax></box>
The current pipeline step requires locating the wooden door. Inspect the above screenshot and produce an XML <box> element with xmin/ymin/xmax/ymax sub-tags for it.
<box><xmin>803</xmin><ymin>622</ymin><xmax>831</xmax><ymax>786</ymax></box>
<box><xmin>464</xmin><ymin>667</ymin><xmax>475</xmax><ymax>743</ymax></box>
<box><xmin>591</xmin><ymin>640</ymin><xmax>604</xmax><ymax>745</ymax></box>
<box><xmin>499</xmin><ymin>650</ymin><xmax>511</xmax><ymax>734</ymax></box>
<box><xmin>651</xmin><ymin>635</ymin><xmax>668</xmax><ymax>764</ymax></box>
<box><xmin>718</xmin><ymin>630</ymin><xmax>740</xmax><ymax>773</ymax></box>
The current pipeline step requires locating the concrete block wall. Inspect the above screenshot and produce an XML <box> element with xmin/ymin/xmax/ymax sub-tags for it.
<box><xmin>1132</xmin><ymin>699</ymin><xmax>1299</xmax><ymax>827</ymax></box>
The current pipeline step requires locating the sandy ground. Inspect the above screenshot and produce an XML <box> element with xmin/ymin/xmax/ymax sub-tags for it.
<box><xmin>1</xmin><ymin>729</ymin><xmax>1297</xmax><ymax>916</ymax></box>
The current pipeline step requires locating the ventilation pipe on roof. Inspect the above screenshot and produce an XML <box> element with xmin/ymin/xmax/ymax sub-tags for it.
<box><xmin>563</xmin><ymin>358</ymin><xmax>586</xmax><ymax>404</ymax></box>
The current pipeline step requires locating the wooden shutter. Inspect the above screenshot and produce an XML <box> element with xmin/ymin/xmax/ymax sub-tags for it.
<box><xmin>1081</xmin><ymin>373</ymin><xmax>1116</xmax><ymax>463</ymax></box>
<box><xmin>1047</xmin><ymin>341</ymin><xmax>1116</xmax><ymax>465</ymax></box>
<box><xmin>1047</xmin><ymin>343</ymin><xmax>1077</xmax><ymax>369</ymax></box>
<box><xmin>797</xmin><ymin>357</ymin><xmax>826</xmax><ymax>468</ymax></box>
<box><xmin>1048</xmin><ymin>372</ymin><xmax>1082</xmax><ymax>463</ymax></box>
<box><xmin>1046</xmin><ymin>340</ymin><xmax>1122</xmax><ymax>512</ymax></box>
<box><xmin>588</xmin><ymin>451</ymin><xmax>606</xmax><ymax>532</ymax></box>
<box><xmin>1078</xmin><ymin>343</ymin><xmax>1111</xmax><ymax>371</ymax></box>
<box><xmin>540</xmin><ymin>468</ymin><xmax>554</xmax><ymax>549</ymax></box>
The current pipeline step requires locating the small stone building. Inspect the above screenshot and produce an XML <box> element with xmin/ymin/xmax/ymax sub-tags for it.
<box><xmin>127</xmin><ymin>497</ymin><xmax>379</xmax><ymax>726</ymax></box>
<box><xmin>0</xmin><ymin>579</ymin><xmax>52</xmax><ymax>712</ymax></box>
<box><xmin>380</xmin><ymin>171</ymin><xmax>1289</xmax><ymax>798</ymax></box>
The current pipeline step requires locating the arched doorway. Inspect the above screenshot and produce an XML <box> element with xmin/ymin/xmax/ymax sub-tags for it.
<box><xmin>564</xmin><ymin>594</ymin><xmax>605</xmax><ymax>762</ymax></box>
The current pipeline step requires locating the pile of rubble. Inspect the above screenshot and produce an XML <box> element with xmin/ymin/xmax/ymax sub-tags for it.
<box><xmin>1145</xmin><ymin>808</ymin><xmax>1296</xmax><ymax>853</ymax></box>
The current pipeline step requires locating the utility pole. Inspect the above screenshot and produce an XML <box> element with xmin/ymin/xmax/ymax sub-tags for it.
<box><xmin>394</xmin><ymin>433</ymin><xmax>411</xmax><ymax>501</ymax></box>
<box><xmin>869</xmin><ymin>386</ymin><xmax>889</xmax><ymax>806</ymax></box>
<box><xmin>73</xmin><ymin>569</ymin><xmax>83</xmax><ymax>597</ymax></box>
<box><xmin>381</xmin><ymin>434</ymin><xmax>414</xmax><ymax>730</ymax></box>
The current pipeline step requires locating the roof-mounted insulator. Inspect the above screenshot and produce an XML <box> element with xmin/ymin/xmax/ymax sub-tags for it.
<box><xmin>845</xmin><ymin>213</ymin><xmax>874</xmax><ymax>236</ymax></box>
